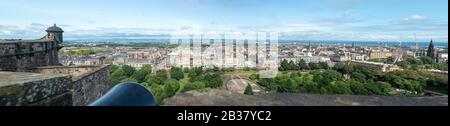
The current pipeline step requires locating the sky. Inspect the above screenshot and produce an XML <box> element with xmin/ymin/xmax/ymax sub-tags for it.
<box><xmin>0</xmin><ymin>0</ymin><xmax>448</xmax><ymax>42</ymax></box>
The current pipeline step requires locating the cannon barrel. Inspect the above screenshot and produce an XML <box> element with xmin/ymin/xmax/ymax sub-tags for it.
<box><xmin>89</xmin><ymin>83</ymin><xmax>157</xmax><ymax>106</ymax></box>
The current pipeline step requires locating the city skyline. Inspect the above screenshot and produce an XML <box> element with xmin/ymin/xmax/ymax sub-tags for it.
<box><xmin>0</xmin><ymin>0</ymin><xmax>448</xmax><ymax>42</ymax></box>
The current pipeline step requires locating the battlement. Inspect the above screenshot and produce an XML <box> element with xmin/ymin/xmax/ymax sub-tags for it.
<box><xmin>0</xmin><ymin>39</ymin><xmax>62</xmax><ymax>72</ymax></box>
<box><xmin>0</xmin><ymin>24</ymin><xmax>113</xmax><ymax>106</ymax></box>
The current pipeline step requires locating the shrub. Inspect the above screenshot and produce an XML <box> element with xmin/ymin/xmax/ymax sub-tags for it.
<box><xmin>244</xmin><ymin>84</ymin><xmax>254</xmax><ymax>95</ymax></box>
<box><xmin>184</xmin><ymin>81</ymin><xmax>206</xmax><ymax>92</ymax></box>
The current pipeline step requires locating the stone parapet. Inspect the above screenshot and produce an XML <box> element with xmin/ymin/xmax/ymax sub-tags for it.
<box><xmin>0</xmin><ymin>40</ymin><xmax>61</xmax><ymax>71</ymax></box>
<box><xmin>0</xmin><ymin>65</ymin><xmax>112</xmax><ymax>106</ymax></box>
<box><xmin>0</xmin><ymin>72</ymin><xmax>72</xmax><ymax>106</ymax></box>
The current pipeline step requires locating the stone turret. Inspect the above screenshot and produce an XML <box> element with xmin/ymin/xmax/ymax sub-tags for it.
<box><xmin>44</xmin><ymin>24</ymin><xmax>64</xmax><ymax>44</ymax></box>
<box><xmin>1</xmin><ymin>24</ymin><xmax>64</xmax><ymax>71</ymax></box>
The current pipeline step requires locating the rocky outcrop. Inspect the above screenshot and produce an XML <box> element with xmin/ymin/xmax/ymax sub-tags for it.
<box><xmin>226</xmin><ymin>79</ymin><xmax>264</xmax><ymax>94</ymax></box>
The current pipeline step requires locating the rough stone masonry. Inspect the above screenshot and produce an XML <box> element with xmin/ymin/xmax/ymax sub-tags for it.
<box><xmin>0</xmin><ymin>24</ymin><xmax>113</xmax><ymax>106</ymax></box>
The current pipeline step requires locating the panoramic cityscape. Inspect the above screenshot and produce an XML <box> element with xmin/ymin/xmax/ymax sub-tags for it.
<box><xmin>0</xmin><ymin>0</ymin><xmax>448</xmax><ymax>107</ymax></box>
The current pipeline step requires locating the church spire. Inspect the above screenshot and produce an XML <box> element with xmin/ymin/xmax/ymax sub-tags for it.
<box><xmin>427</xmin><ymin>39</ymin><xmax>435</xmax><ymax>58</ymax></box>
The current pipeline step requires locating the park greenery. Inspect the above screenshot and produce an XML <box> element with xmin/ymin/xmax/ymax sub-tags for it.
<box><xmin>261</xmin><ymin>59</ymin><xmax>448</xmax><ymax>96</ymax></box>
<box><xmin>369</xmin><ymin>56</ymin><xmax>448</xmax><ymax>71</ymax></box>
<box><xmin>279</xmin><ymin>59</ymin><xmax>330</xmax><ymax>71</ymax></box>
<box><xmin>396</xmin><ymin>56</ymin><xmax>448</xmax><ymax>71</ymax></box>
<box><xmin>109</xmin><ymin>56</ymin><xmax>447</xmax><ymax>104</ymax></box>
<box><xmin>109</xmin><ymin>65</ymin><xmax>224</xmax><ymax>104</ymax></box>
<box><xmin>62</xmin><ymin>48</ymin><xmax>111</xmax><ymax>56</ymax></box>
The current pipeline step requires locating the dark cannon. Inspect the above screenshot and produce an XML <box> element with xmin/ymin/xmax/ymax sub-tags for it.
<box><xmin>90</xmin><ymin>83</ymin><xmax>157</xmax><ymax>106</ymax></box>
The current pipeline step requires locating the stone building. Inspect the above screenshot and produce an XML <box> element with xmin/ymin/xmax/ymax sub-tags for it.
<box><xmin>352</xmin><ymin>61</ymin><xmax>403</xmax><ymax>72</ymax></box>
<box><xmin>0</xmin><ymin>24</ymin><xmax>113</xmax><ymax>106</ymax></box>
<box><xmin>369</xmin><ymin>50</ymin><xmax>392</xmax><ymax>59</ymax></box>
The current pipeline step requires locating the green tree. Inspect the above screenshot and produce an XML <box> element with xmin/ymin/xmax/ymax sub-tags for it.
<box><xmin>420</xmin><ymin>56</ymin><xmax>436</xmax><ymax>64</ymax></box>
<box><xmin>188</xmin><ymin>67</ymin><xmax>204</xmax><ymax>82</ymax></box>
<box><xmin>155</xmin><ymin>69</ymin><xmax>168</xmax><ymax>85</ymax></box>
<box><xmin>170</xmin><ymin>67</ymin><xmax>184</xmax><ymax>80</ymax></box>
<box><xmin>244</xmin><ymin>84</ymin><xmax>254</xmax><ymax>95</ymax></box>
<box><xmin>183</xmin><ymin>81</ymin><xmax>206</xmax><ymax>92</ymax></box>
<box><xmin>288</xmin><ymin>60</ymin><xmax>297</xmax><ymax>70</ymax></box>
<box><xmin>109</xmin><ymin>65</ymin><xmax>119</xmax><ymax>74</ymax></box>
<box><xmin>397</xmin><ymin>61</ymin><xmax>410</xmax><ymax>69</ymax></box>
<box><xmin>122</xmin><ymin>65</ymin><xmax>136</xmax><ymax>77</ymax></box>
<box><xmin>334</xmin><ymin>63</ymin><xmax>354</xmax><ymax>74</ymax></box>
<box><xmin>377</xmin><ymin>81</ymin><xmax>392</xmax><ymax>95</ymax></box>
<box><xmin>302</xmin><ymin>81</ymin><xmax>319</xmax><ymax>93</ymax></box>
<box><xmin>349</xmin><ymin>81</ymin><xmax>369</xmax><ymax>95</ymax></box>
<box><xmin>203</xmin><ymin>73</ymin><xmax>223</xmax><ymax>88</ymax></box>
<box><xmin>298</xmin><ymin>59</ymin><xmax>309</xmax><ymax>70</ymax></box>
<box><xmin>141</xmin><ymin>64</ymin><xmax>153</xmax><ymax>73</ymax></box>
<box><xmin>434</xmin><ymin>63</ymin><xmax>448</xmax><ymax>71</ymax></box>
<box><xmin>280</xmin><ymin>59</ymin><xmax>289</xmax><ymax>71</ymax></box>
<box><xmin>322</xmin><ymin>70</ymin><xmax>342</xmax><ymax>82</ymax></box>
<box><xmin>386</xmin><ymin>57</ymin><xmax>395</xmax><ymax>64</ymax></box>
<box><xmin>145</xmin><ymin>74</ymin><xmax>156</xmax><ymax>84</ymax></box>
<box><xmin>111</xmin><ymin>69</ymin><xmax>126</xmax><ymax>85</ymax></box>
<box><xmin>258</xmin><ymin>78</ymin><xmax>277</xmax><ymax>91</ymax></box>
<box><xmin>132</xmin><ymin>65</ymin><xmax>152</xmax><ymax>83</ymax></box>
<box><xmin>309</xmin><ymin>63</ymin><xmax>320</xmax><ymax>70</ymax></box>
<box><xmin>120</xmin><ymin>77</ymin><xmax>138</xmax><ymax>83</ymax></box>
<box><xmin>183</xmin><ymin>67</ymin><xmax>190</xmax><ymax>73</ymax></box>
<box><xmin>351</xmin><ymin>72</ymin><xmax>366</xmax><ymax>82</ymax></box>
<box><xmin>318</xmin><ymin>62</ymin><xmax>329</xmax><ymax>69</ymax></box>
<box><xmin>163</xmin><ymin>79</ymin><xmax>180</xmax><ymax>97</ymax></box>
<box><xmin>361</xmin><ymin>81</ymin><xmax>391</xmax><ymax>96</ymax></box>
<box><xmin>277</xmin><ymin>79</ymin><xmax>297</xmax><ymax>93</ymax></box>
<box><xmin>328</xmin><ymin>81</ymin><xmax>353</xmax><ymax>95</ymax></box>
<box><xmin>148</xmin><ymin>84</ymin><xmax>165</xmax><ymax>104</ymax></box>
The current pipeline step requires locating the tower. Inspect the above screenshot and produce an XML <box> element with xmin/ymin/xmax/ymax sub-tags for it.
<box><xmin>44</xmin><ymin>24</ymin><xmax>64</xmax><ymax>44</ymax></box>
<box><xmin>43</xmin><ymin>24</ymin><xmax>64</xmax><ymax>65</ymax></box>
<box><xmin>427</xmin><ymin>39</ymin><xmax>435</xmax><ymax>58</ymax></box>
<box><xmin>414</xmin><ymin>33</ymin><xmax>419</xmax><ymax>58</ymax></box>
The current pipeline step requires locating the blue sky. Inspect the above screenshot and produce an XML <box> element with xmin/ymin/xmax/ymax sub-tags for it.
<box><xmin>0</xmin><ymin>0</ymin><xmax>448</xmax><ymax>42</ymax></box>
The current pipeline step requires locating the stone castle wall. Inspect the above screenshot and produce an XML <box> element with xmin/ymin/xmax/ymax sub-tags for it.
<box><xmin>0</xmin><ymin>40</ymin><xmax>60</xmax><ymax>72</ymax></box>
<box><xmin>71</xmin><ymin>65</ymin><xmax>112</xmax><ymax>106</ymax></box>
<box><xmin>0</xmin><ymin>72</ymin><xmax>72</xmax><ymax>106</ymax></box>
<box><xmin>31</xmin><ymin>65</ymin><xmax>113</xmax><ymax>106</ymax></box>
<box><xmin>0</xmin><ymin>65</ymin><xmax>112</xmax><ymax>106</ymax></box>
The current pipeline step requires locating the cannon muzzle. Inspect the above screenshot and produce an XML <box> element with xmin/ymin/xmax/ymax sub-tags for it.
<box><xmin>89</xmin><ymin>83</ymin><xmax>157</xmax><ymax>106</ymax></box>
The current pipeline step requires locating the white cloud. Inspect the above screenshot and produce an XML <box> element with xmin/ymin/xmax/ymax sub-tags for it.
<box><xmin>2</xmin><ymin>30</ymin><xmax>12</xmax><ymax>35</ymax></box>
<box><xmin>403</xmin><ymin>15</ymin><xmax>429</xmax><ymax>21</ymax></box>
